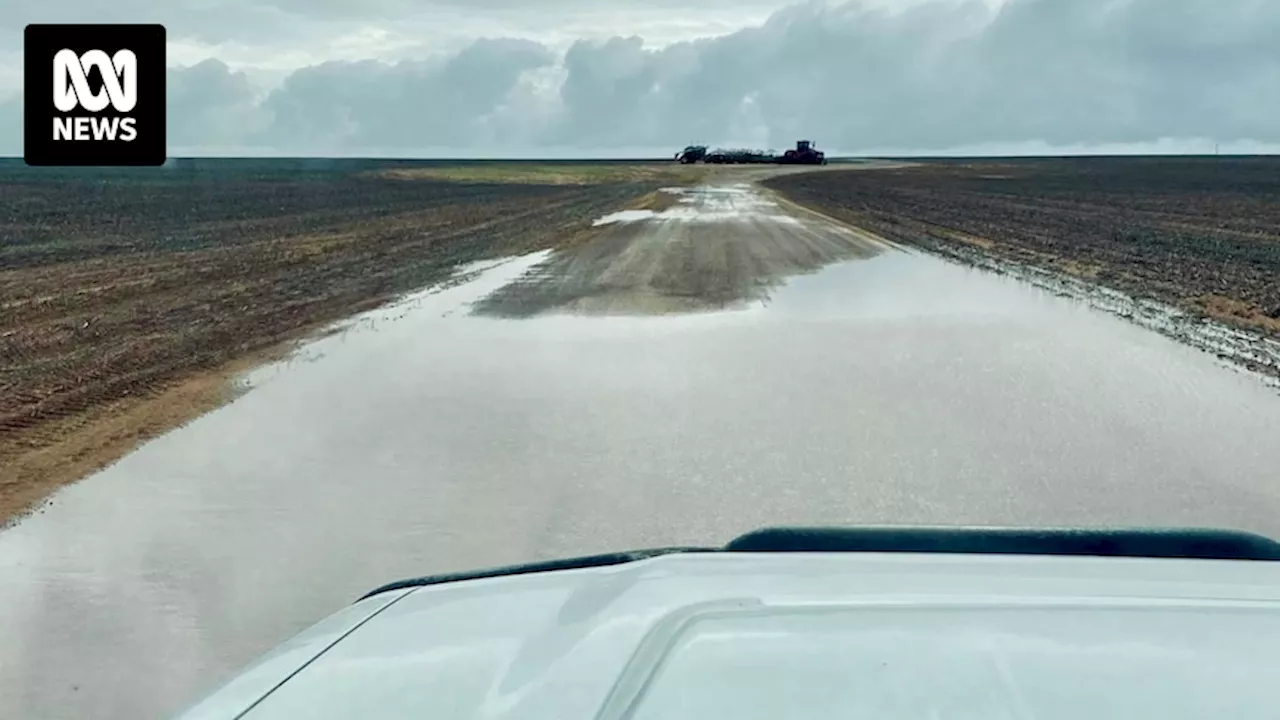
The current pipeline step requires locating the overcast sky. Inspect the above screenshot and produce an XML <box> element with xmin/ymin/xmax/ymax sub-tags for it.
<box><xmin>3</xmin><ymin>0</ymin><xmax>1279</xmax><ymax>156</ymax></box>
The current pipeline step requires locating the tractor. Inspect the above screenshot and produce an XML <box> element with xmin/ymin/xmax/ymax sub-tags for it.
<box><xmin>779</xmin><ymin>140</ymin><xmax>826</xmax><ymax>165</ymax></box>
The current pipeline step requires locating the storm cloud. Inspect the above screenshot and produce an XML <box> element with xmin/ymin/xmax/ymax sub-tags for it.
<box><xmin>3</xmin><ymin>0</ymin><xmax>1278</xmax><ymax>155</ymax></box>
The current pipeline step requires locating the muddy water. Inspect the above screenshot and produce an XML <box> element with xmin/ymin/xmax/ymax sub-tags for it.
<box><xmin>4</xmin><ymin>186</ymin><xmax>1280</xmax><ymax>719</ymax></box>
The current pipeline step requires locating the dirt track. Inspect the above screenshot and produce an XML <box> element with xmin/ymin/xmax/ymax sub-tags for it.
<box><xmin>474</xmin><ymin>170</ymin><xmax>888</xmax><ymax>317</ymax></box>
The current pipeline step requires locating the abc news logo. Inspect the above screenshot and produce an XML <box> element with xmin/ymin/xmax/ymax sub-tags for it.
<box><xmin>25</xmin><ymin>24</ymin><xmax>166</xmax><ymax>166</ymax></box>
<box><xmin>53</xmin><ymin>49</ymin><xmax>139</xmax><ymax>142</ymax></box>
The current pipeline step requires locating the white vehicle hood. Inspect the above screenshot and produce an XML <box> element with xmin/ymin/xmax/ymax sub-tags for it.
<box><xmin>182</xmin><ymin>550</ymin><xmax>1280</xmax><ymax>720</ymax></box>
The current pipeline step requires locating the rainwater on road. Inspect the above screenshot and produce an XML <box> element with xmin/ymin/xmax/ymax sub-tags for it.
<box><xmin>3</xmin><ymin>180</ymin><xmax>1280</xmax><ymax>719</ymax></box>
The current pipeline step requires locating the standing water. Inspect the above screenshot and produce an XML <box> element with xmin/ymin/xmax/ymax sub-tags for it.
<box><xmin>3</xmin><ymin>200</ymin><xmax>1280</xmax><ymax>719</ymax></box>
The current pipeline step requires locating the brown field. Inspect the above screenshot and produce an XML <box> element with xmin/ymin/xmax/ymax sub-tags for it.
<box><xmin>0</xmin><ymin>159</ymin><xmax>671</xmax><ymax>523</ymax></box>
<box><xmin>765</xmin><ymin>157</ymin><xmax>1280</xmax><ymax>340</ymax></box>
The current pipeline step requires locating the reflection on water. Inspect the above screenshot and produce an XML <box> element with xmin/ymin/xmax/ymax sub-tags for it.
<box><xmin>3</xmin><ymin>249</ymin><xmax>1280</xmax><ymax>719</ymax></box>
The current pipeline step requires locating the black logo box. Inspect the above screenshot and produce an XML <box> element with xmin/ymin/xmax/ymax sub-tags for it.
<box><xmin>24</xmin><ymin>24</ymin><xmax>166</xmax><ymax>167</ymax></box>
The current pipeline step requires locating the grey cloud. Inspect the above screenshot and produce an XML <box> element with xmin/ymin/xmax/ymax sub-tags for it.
<box><xmin>277</xmin><ymin>0</ymin><xmax>1280</xmax><ymax>153</ymax></box>
<box><xmin>254</xmin><ymin>38</ymin><xmax>554</xmax><ymax>152</ymax></box>
<box><xmin>950</xmin><ymin>0</ymin><xmax>1276</xmax><ymax>146</ymax></box>
<box><xmin>543</xmin><ymin>0</ymin><xmax>1280</xmax><ymax>150</ymax></box>
<box><xmin>4</xmin><ymin>0</ymin><xmax>1279</xmax><ymax>155</ymax></box>
<box><xmin>168</xmin><ymin>60</ymin><xmax>268</xmax><ymax>150</ymax></box>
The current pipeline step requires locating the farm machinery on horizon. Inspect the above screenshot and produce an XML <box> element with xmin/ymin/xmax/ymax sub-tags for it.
<box><xmin>674</xmin><ymin>140</ymin><xmax>827</xmax><ymax>165</ymax></box>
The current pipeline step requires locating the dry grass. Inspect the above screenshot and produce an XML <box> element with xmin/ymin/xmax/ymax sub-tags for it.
<box><xmin>628</xmin><ymin>189</ymin><xmax>686</xmax><ymax>212</ymax></box>
<box><xmin>1195</xmin><ymin>295</ymin><xmax>1280</xmax><ymax>335</ymax></box>
<box><xmin>933</xmin><ymin>227</ymin><xmax>997</xmax><ymax>250</ymax></box>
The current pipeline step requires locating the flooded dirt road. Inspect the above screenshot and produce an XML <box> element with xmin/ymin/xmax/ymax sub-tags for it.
<box><xmin>475</xmin><ymin>175</ymin><xmax>885</xmax><ymax>316</ymax></box>
<box><xmin>4</xmin><ymin>175</ymin><xmax>1280</xmax><ymax>719</ymax></box>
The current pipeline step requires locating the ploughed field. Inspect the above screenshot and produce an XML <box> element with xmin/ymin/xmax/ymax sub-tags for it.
<box><xmin>765</xmin><ymin>157</ymin><xmax>1280</xmax><ymax>342</ymax></box>
<box><xmin>0</xmin><ymin>159</ymin><xmax>677</xmax><ymax>522</ymax></box>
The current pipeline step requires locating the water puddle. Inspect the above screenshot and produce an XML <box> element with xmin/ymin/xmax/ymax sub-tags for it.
<box><xmin>922</xmin><ymin>244</ymin><xmax>1280</xmax><ymax>388</ymax></box>
<box><xmin>591</xmin><ymin>184</ymin><xmax>805</xmax><ymax>226</ymax></box>
<box><xmin>481</xmin><ymin>183</ymin><xmax>884</xmax><ymax>318</ymax></box>
<box><xmin>592</xmin><ymin>209</ymin><xmax>655</xmax><ymax>226</ymax></box>
<box><xmin>3</xmin><ymin>247</ymin><xmax>1280</xmax><ymax>719</ymax></box>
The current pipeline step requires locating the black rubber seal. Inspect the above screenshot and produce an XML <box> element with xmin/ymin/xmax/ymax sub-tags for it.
<box><xmin>358</xmin><ymin>525</ymin><xmax>1280</xmax><ymax>600</ymax></box>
